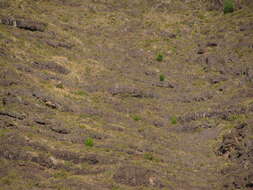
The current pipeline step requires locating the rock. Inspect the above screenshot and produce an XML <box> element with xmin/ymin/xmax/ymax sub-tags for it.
<box><xmin>46</xmin><ymin>40</ymin><xmax>74</xmax><ymax>49</ymax></box>
<box><xmin>206</xmin><ymin>42</ymin><xmax>218</xmax><ymax>47</ymax></box>
<box><xmin>0</xmin><ymin>110</ymin><xmax>25</xmax><ymax>120</ymax></box>
<box><xmin>49</xmin><ymin>124</ymin><xmax>70</xmax><ymax>134</ymax></box>
<box><xmin>208</xmin><ymin>75</ymin><xmax>227</xmax><ymax>84</ymax></box>
<box><xmin>197</xmin><ymin>48</ymin><xmax>205</xmax><ymax>54</ymax></box>
<box><xmin>0</xmin><ymin>17</ymin><xmax>47</xmax><ymax>32</ymax></box>
<box><xmin>113</xmin><ymin>165</ymin><xmax>163</xmax><ymax>187</ymax></box>
<box><xmin>30</xmin><ymin>61</ymin><xmax>70</xmax><ymax>75</ymax></box>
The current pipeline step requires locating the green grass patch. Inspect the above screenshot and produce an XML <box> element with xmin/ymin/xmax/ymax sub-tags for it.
<box><xmin>159</xmin><ymin>74</ymin><xmax>165</xmax><ymax>81</ymax></box>
<box><xmin>156</xmin><ymin>53</ymin><xmax>164</xmax><ymax>62</ymax></box>
<box><xmin>170</xmin><ymin>116</ymin><xmax>178</xmax><ymax>125</ymax></box>
<box><xmin>224</xmin><ymin>0</ymin><xmax>234</xmax><ymax>14</ymax></box>
<box><xmin>74</xmin><ymin>90</ymin><xmax>88</xmax><ymax>96</ymax></box>
<box><xmin>84</xmin><ymin>137</ymin><xmax>94</xmax><ymax>147</ymax></box>
<box><xmin>132</xmin><ymin>115</ymin><xmax>141</xmax><ymax>121</ymax></box>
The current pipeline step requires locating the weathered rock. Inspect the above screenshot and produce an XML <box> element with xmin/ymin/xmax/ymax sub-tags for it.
<box><xmin>0</xmin><ymin>17</ymin><xmax>47</xmax><ymax>32</ymax></box>
<box><xmin>0</xmin><ymin>110</ymin><xmax>25</xmax><ymax>120</ymax></box>
<box><xmin>49</xmin><ymin>124</ymin><xmax>70</xmax><ymax>134</ymax></box>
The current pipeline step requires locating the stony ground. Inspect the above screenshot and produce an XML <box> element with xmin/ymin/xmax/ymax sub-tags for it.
<box><xmin>0</xmin><ymin>0</ymin><xmax>253</xmax><ymax>189</ymax></box>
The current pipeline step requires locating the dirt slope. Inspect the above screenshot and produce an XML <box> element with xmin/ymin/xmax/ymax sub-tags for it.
<box><xmin>0</xmin><ymin>0</ymin><xmax>253</xmax><ymax>189</ymax></box>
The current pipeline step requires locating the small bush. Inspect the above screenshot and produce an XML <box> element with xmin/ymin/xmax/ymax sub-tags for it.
<box><xmin>156</xmin><ymin>53</ymin><xmax>164</xmax><ymax>62</ymax></box>
<box><xmin>132</xmin><ymin>115</ymin><xmax>141</xmax><ymax>121</ymax></box>
<box><xmin>84</xmin><ymin>138</ymin><xmax>94</xmax><ymax>147</ymax></box>
<box><xmin>170</xmin><ymin>116</ymin><xmax>177</xmax><ymax>125</ymax></box>
<box><xmin>159</xmin><ymin>74</ymin><xmax>165</xmax><ymax>81</ymax></box>
<box><xmin>224</xmin><ymin>0</ymin><xmax>234</xmax><ymax>14</ymax></box>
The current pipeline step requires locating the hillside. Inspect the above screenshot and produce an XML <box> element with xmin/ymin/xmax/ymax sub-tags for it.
<box><xmin>0</xmin><ymin>0</ymin><xmax>253</xmax><ymax>189</ymax></box>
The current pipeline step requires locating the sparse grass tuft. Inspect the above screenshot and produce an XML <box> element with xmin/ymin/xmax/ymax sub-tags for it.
<box><xmin>224</xmin><ymin>0</ymin><xmax>234</xmax><ymax>14</ymax></box>
<box><xmin>74</xmin><ymin>90</ymin><xmax>88</xmax><ymax>96</ymax></box>
<box><xmin>84</xmin><ymin>138</ymin><xmax>94</xmax><ymax>147</ymax></box>
<box><xmin>156</xmin><ymin>53</ymin><xmax>164</xmax><ymax>62</ymax></box>
<box><xmin>160</xmin><ymin>74</ymin><xmax>165</xmax><ymax>81</ymax></box>
<box><xmin>170</xmin><ymin>116</ymin><xmax>177</xmax><ymax>125</ymax></box>
<box><xmin>144</xmin><ymin>153</ymin><xmax>154</xmax><ymax>161</ymax></box>
<box><xmin>132</xmin><ymin>115</ymin><xmax>141</xmax><ymax>121</ymax></box>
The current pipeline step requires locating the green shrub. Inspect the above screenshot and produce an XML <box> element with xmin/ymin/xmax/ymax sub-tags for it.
<box><xmin>224</xmin><ymin>0</ymin><xmax>234</xmax><ymax>14</ymax></box>
<box><xmin>132</xmin><ymin>115</ymin><xmax>141</xmax><ymax>121</ymax></box>
<box><xmin>84</xmin><ymin>138</ymin><xmax>94</xmax><ymax>147</ymax></box>
<box><xmin>156</xmin><ymin>53</ymin><xmax>164</xmax><ymax>62</ymax></box>
<box><xmin>159</xmin><ymin>74</ymin><xmax>165</xmax><ymax>81</ymax></box>
<box><xmin>170</xmin><ymin>116</ymin><xmax>177</xmax><ymax>125</ymax></box>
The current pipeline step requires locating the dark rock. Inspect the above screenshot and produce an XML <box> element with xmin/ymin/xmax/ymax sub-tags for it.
<box><xmin>34</xmin><ymin>119</ymin><xmax>47</xmax><ymax>125</ymax></box>
<box><xmin>208</xmin><ymin>75</ymin><xmax>227</xmax><ymax>84</ymax></box>
<box><xmin>113</xmin><ymin>165</ymin><xmax>163</xmax><ymax>187</ymax></box>
<box><xmin>32</xmin><ymin>90</ymin><xmax>61</xmax><ymax>109</ymax></box>
<box><xmin>197</xmin><ymin>48</ymin><xmax>205</xmax><ymax>54</ymax></box>
<box><xmin>16</xmin><ymin>19</ymin><xmax>47</xmax><ymax>32</ymax></box>
<box><xmin>0</xmin><ymin>110</ymin><xmax>25</xmax><ymax>120</ymax></box>
<box><xmin>49</xmin><ymin>123</ymin><xmax>70</xmax><ymax>134</ymax></box>
<box><xmin>206</xmin><ymin>42</ymin><xmax>218</xmax><ymax>47</ymax></box>
<box><xmin>30</xmin><ymin>61</ymin><xmax>70</xmax><ymax>74</ymax></box>
<box><xmin>0</xmin><ymin>17</ymin><xmax>46</xmax><ymax>32</ymax></box>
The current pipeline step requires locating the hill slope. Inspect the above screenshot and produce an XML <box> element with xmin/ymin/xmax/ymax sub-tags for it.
<box><xmin>0</xmin><ymin>0</ymin><xmax>253</xmax><ymax>189</ymax></box>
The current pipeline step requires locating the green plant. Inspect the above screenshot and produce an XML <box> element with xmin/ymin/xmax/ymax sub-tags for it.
<box><xmin>84</xmin><ymin>137</ymin><xmax>94</xmax><ymax>147</ymax></box>
<box><xmin>144</xmin><ymin>153</ymin><xmax>154</xmax><ymax>161</ymax></box>
<box><xmin>156</xmin><ymin>53</ymin><xmax>164</xmax><ymax>62</ymax></box>
<box><xmin>224</xmin><ymin>0</ymin><xmax>234</xmax><ymax>14</ymax></box>
<box><xmin>159</xmin><ymin>74</ymin><xmax>165</xmax><ymax>81</ymax></box>
<box><xmin>132</xmin><ymin>115</ymin><xmax>141</xmax><ymax>121</ymax></box>
<box><xmin>75</xmin><ymin>90</ymin><xmax>87</xmax><ymax>96</ymax></box>
<box><xmin>170</xmin><ymin>116</ymin><xmax>177</xmax><ymax>125</ymax></box>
